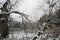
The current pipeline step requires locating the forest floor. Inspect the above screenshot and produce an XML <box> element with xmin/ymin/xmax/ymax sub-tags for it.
<box><xmin>0</xmin><ymin>28</ymin><xmax>60</xmax><ymax>40</ymax></box>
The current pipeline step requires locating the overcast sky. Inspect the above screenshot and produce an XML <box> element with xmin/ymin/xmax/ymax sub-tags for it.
<box><xmin>10</xmin><ymin>0</ymin><xmax>49</xmax><ymax>22</ymax></box>
<box><xmin>0</xmin><ymin>0</ymin><xmax>60</xmax><ymax>22</ymax></box>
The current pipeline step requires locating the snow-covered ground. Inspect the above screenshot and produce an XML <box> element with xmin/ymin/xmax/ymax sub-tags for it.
<box><xmin>0</xmin><ymin>29</ymin><xmax>60</xmax><ymax>40</ymax></box>
<box><xmin>6</xmin><ymin>30</ymin><xmax>60</xmax><ymax>40</ymax></box>
<box><xmin>1</xmin><ymin>27</ymin><xmax>58</xmax><ymax>40</ymax></box>
<box><xmin>9</xmin><ymin>30</ymin><xmax>36</xmax><ymax>39</ymax></box>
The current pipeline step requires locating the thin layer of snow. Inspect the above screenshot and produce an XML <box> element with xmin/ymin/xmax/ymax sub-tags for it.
<box><xmin>9</xmin><ymin>30</ymin><xmax>36</xmax><ymax>39</ymax></box>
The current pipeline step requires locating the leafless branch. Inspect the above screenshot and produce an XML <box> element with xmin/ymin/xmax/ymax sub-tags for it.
<box><xmin>7</xmin><ymin>0</ymin><xmax>19</xmax><ymax>11</ymax></box>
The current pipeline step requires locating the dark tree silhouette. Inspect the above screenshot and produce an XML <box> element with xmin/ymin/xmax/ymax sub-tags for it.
<box><xmin>0</xmin><ymin>0</ymin><xmax>10</xmax><ymax>38</ymax></box>
<box><xmin>0</xmin><ymin>0</ymin><xmax>30</xmax><ymax>39</ymax></box>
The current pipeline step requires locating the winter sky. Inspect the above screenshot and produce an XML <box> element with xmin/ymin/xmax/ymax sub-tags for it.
<box><xmin>0</xmin><ymin>0</ymin><xmax>59</xmax><ymax>22</ymax></box>
<box><xmin>10</xmin><ymin>0</ymin><xmax>49</xmax><ymax>22</ymax></box>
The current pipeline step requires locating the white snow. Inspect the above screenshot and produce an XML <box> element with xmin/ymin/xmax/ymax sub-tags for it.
<box><xmin>9</xmin><ymin>30</ymin><xmax>36</xmax><ymax>39</ymax></box>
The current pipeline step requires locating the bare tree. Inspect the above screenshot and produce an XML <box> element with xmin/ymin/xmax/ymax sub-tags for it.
<box><xmin>38</xmin><ymin>0</ymin><xmax>60</xmax><ymax>35</ymax></box>
<box><xmin>0</xmin><ymin>0</ymin><xmax>31</xmax><ymax>39</ymax></box>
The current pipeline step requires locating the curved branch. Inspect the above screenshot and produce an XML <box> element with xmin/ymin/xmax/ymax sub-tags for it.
<box><xmin>8</xmin><ymin>11</ymin><xmax>31</xmax><ymax>22</ymax></box>
<box><xmin>1</xmin><ymin>11</ymin><xmax>31</xmax><ymax>22</ymax></box>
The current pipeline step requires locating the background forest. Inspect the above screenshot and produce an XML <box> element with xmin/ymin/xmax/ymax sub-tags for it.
<box><xmin>0</xmin><ymin>0</ymin><xmax>60</xmax><ymax>40</ymax></box>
